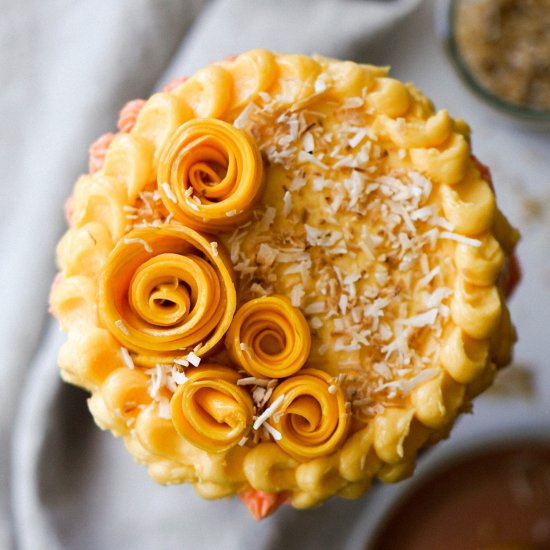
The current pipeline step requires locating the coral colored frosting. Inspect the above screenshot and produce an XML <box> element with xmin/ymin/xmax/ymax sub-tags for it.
<box><xmin>117</xmin><ymin>99</ymin><xmax>146</xmax><ymax>133</ymax></box>
<box><xmin>88</xmin><ymin>132</ymin><xmax>116</xmax><ymax>174</ymax></box>
<box><xmin>239</xmin><ymin>489</ymin><xmax>285</xmax><ymax>520</ymax></box>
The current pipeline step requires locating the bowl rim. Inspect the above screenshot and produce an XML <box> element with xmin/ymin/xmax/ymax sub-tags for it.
<box><xmin>345</xmin><ymin>415</ymin><xmax>550</xmax><ymax>550</ymax></box>
<box><xmin>438</xmin><ymin>0</ymin><xmax>550</xmax><ymax>122</ymax></box>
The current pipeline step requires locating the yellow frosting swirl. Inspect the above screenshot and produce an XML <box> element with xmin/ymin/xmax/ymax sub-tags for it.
<box><xmin>98</xmin><ymin>225</ymin><xmax>235</xmax><ymax>361</ymax></box>
<box><xmin>170</xmin><ymin>364</ymin><xmax>254</xmax><ymax>452</ymax></box>
<box><xmin>267</xmin><ymin>368</ymin><xmax>350</xmax><ymax>460</ymax></box>
<box><xmin>157</xmin><ymin>118</ymin><xmax>264</xmax><ymax>232</ymax></box>
<box><xmin>225</xmin><ymin>295</ymin><xmax>311</xmax><ymax>378</ymax></box>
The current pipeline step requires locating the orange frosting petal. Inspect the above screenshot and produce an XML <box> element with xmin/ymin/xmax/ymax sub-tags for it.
<box><xmin>267</xmin><ymin>368</ymin><xmax>350</xmax><ymax>460</ymax></box>
<box><xmin>225</xmin><ymin>295</ymin><xmax>311</xmax><ymax>378</ymax></box>
<box><xmin>170</xmin><ymin>364</ymin><xmax>254</xmax><ymax>453</ymax></box>
<box><xmin>98</xmin><ymin>225</ymin><xmax>236</xmax><ymax>363</ymax></box>
<box><xmin>239</xmin><ymin>489</ymin><xmax>285</xmax><ymax>520</ymax></box>
<box><xmin>157</xmin><ymin>118</ymin><xmax>264</xmax><ymax>232</ymax></box>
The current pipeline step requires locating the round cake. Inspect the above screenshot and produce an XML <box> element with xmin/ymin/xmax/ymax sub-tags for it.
<box><xmin>50</xmin><ymin>49</ymin><xmax>520</xmax><ymax>519</ymax></box>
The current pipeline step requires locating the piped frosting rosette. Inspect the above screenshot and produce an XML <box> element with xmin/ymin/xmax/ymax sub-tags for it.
<box><xmin>225</xmin><ymin>295</ymin><xmax>311</xmax><ymax>379</ymax></box>
<box><xmin>266</xmin><ymin>369</ymin><xmax>350</xmax><ymax>460</ymax></box>
<box><xmin>158</xmin><ymin>118</ymin><xmax>264</xmax><ymax>232</ymax></box>
<box><xmin>98</xmin><ymin>225</ymin><xmax>236</xmax><ymax>363</ymax></box>
<box><xmin>170</xmin><ymin>364</ymin><xmax>254</xmax><ymax>453</ymax></box>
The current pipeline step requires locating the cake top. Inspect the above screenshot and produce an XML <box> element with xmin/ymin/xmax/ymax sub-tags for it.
<box><xmin>50</xmin><ymin>50</ymin><xmax>518</xmax><ymax>517</ymax></box>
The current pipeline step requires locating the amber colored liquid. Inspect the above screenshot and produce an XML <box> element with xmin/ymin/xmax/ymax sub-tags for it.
<box><xmin>371</xmin><ymin>443</ymin><xmax>550</xmax><ymax>550</ymax></box>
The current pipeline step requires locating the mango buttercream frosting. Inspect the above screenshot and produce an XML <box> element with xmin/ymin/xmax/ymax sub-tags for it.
<box><xmin>50</xmin><ymin>49</ymin><xmax>520</xmax><ymax>519</ymax></box>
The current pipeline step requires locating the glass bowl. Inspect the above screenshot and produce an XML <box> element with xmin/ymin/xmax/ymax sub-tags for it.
<box><xmin>437</xmin><ymin>0</ymin><xmax>550</xmax><ymax>125</ymax></box>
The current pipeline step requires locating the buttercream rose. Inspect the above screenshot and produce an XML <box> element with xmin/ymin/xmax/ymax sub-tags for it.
<box><xmin>170</xmin><ymin>364</ymin><xmax>254</xmax><ymax>452</ymax></box>
<box><xmin>225</xmin><ymin>295</ymin><xmax>311</xmax><ymax>379</ymax></box>
<box><xmin>266</xmin><ymin>369</ymin><xmax>350</xmax><ymax>460</ymax></box>
<box><xmin>158</xmin><ymin>118</ymin><xmax>264</xmax><ymax>232</ymax></box>
<box><xmin>98</xmin><ymin>225</ymin><xmax>236</xmax><ymax>364</ymax></box>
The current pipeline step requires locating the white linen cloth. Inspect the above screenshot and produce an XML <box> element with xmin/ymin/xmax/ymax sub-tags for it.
<box><xmin>1</xmin><ymin>1</ymin><xmax>423</xmax><ymax>548</ymax></box>
<box><xmin>5</xmin><ymin>0</ymin><xmax>550</xmax><ymax>548</ymax></box>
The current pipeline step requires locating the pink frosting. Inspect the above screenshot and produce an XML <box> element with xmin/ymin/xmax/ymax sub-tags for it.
<box><xmin>117</xmin><ymin>99</ymin><xmax>146</xmax><ymax>133</ymax></box>
<box><xmin>88</xmin><ymin>132</ymin><xmax>116</xmax><ymax>174</ymax></box>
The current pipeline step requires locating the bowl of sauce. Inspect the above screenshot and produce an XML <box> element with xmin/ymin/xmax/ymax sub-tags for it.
<box><xmin>369</xmin><ymin>441</ymin><xmax>550</xmax><ymax>550</ymax></box>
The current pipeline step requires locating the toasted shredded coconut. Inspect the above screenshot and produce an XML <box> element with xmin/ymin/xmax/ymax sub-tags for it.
<box><xmin>305</xmin><ymin>302</ymin><xmax>325</xmax><ymax>315</ymax></box>
<box><xmin>290</xmin><ymin>284</ymin><xmax>304</xmax><ymax>307</ymax></box>
<box><xmin>120</xmin><ymin>347</ymin><xmax>134</xmax><ymax>369</ymax></box>
<box><xmin>417</xmin><ymin>266</ymin><xmax>440</xmax><ymax>288</ymax></box>
<box><xmin>186</xmin><ymin>199</ymin><xmax>200</xmax><ymax>211</ymax></box>
<box><xmin>439</xmin><ymin>231</ymin><xmax>482</xmax><ymax>247</ymax></box>
<box><xmin>158</xmin><ymin>398</ymin><xmax>171</xmax><ymax>419</ymax></box>
<box><xmin>210</xmin><ymin>241</ymin><xmax>219</xmax><ymax>256</ymax></box>
<box><xmin>234</xmin><ymin>103</ymin><xmax>258</xmax><ymax>129</ymax></box>
<box><xmin>123</xmin><ymin>238</ymin><xmax>153</xmax><ymax>253</ymax></box>
<box><xmin>161</xmin><ymin>182</ymin><xmax>177</xmax><ymax>204</ymax></box>
<box><xmin>375</xmin><ymin>368</ymin><xmax>439</xmax><ymax>395</ymax></box>
<box><xmin>309</xmin><ymin>317</ymin><xmax>323</xmax><ymax>330</ymax></box>
<box><xmin>348</xmin><ymin>128</ymin><xmax>369</xmax><ymax>148</ymax></box>
<box><xmin>171</xmin><ymin>369</ymin><xmax>188</xmax><ymax>385</ymax></box>
<box><xmin>237</xmin><ymin>377</ymin><xmax>272</xmax><ymax>387</ymax></box>
<box><xmin>297</xmin><ymin>151</ymin><xmax>328</xmax><ymax>169</ymax></box>
<box><xmin>253</xmin><ymin>394</ymin><xmax>285</xmax><ymax>430</ymax></box>
<box><xmin>264</xmin><ymin>423</ymin><xmax>282</xmax><ymax>441</ymax></box>
<box><xmin>399</xmin><ymin>308</ymin><xmax>439</xmax><ymax>327</ymax></box>
<box><xmin>218</xmin><ymin>92</ymin><xmax>464</xmax><ymax>422</ymax></box>
<box><xmin>115</xmin><ymin>320</ymin><xmax>130</xmax><ymax>335</ymax></box>
<box><xmin>186</xmin><ymin>352</ymin><xmax>201</xmax><ymax>367</ymax></box>
<box><xmin>282</xmin><ymin>191</ymin><xmax>292</xmax><ymax>216</ymax></box>
<box><xmin>256</xmin><ymin>243</ymin><xmax>278</xmax><ymax>267</ymax></box>
<box><xmin>258</xmin><ymin>207</ymin><xmax>276</xmax><ymax>232</ymax></box>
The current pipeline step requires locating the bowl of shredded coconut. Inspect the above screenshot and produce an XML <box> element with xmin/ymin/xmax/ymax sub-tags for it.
<box><xmin>439</xmin><ymin>0</ymin><xmax>550</xmax><ymax>123</ymax></box>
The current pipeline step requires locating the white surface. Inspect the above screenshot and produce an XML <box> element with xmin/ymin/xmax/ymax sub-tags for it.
<box><xmin>2</xmin><ymin>0</ymin><xmax>550</xmax><ymax>549</ymax></box>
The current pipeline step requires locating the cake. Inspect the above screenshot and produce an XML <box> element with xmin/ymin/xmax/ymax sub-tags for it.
<box><xmin>50</xmin><ymin>49</ymin><xmax>520</xmax><ymax>519</ymax></box>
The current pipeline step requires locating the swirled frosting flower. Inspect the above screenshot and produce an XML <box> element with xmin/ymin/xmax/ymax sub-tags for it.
<box><xmin>225</xmin><ymin>295</ymin><xmax>311</xmax><ymax>379</ymax></box>
<box><xmin>170</xmin><ymin>364</ymin><xmax>254</xmax><ymax>452</ymax></box>
<box><xmin>157</xmin><ymin>118</ymin><xmax>264</xmax><ymax>232</ymax></box>
<box><xmin>98</xmin><ymin>225</ymin><xmax>236</xmax><ymax>363</ymax></box>
<box><xmin>267</xmin><ymin>369</ymin><xmax>350</xmax><ymax>460</ymax></box>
